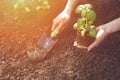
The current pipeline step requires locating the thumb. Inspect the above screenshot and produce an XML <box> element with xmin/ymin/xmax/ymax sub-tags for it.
<box><xmin>51</xmin><ymin>21</ymin><xmax>59</xmax><ymax>31</ymax></box>
<box><xmin>54</xmin><ymin>21</ymin><xmax>64</xmax><ymax>35</ymax></box>
<box><xmin>88</xmin><ymin>28</ymin><xmax>105</xmax><ymax>51</ymax></box>
<box><xmin>96</xmin><ymin>26</ymin><xmax>101</xmax><ymax>32</ymax></box>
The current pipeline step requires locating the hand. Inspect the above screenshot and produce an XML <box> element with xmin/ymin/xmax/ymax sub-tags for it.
<box><xmin>74</xmin><ymin>18</ymin><xmax>120</xmax><ymax>51</ymax></box>
<box><xmin>74</xmin><ymin>25</ymin><xmax>110</xmax><ymax>51</ymax></box>
<box><xmin>51</xmin><ymin>10</ymin><xmax>71</xmax><ymax>35</ymax></box>
<box><xmin>88</xmin><ymin>25</ymin><xmax>109</xmax><ymax>51</ymax></box>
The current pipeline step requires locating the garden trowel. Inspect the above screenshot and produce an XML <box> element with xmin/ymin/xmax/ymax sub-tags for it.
<box><xmin>37</xmin><ymin>32</ymin><xmax>58</xmax><ymax>52</ymax></box>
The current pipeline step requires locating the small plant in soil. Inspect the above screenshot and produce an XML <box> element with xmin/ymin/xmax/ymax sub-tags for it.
<box><xmin>73</xmin><ymin>4</ymin><xmax>97</xmax><ymax>47</ymax></box>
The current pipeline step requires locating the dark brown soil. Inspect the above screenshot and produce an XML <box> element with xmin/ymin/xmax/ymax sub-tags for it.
<box><xmin>75</xmin><ymin>31</ymin><xmax>95</xmax><ymax>47</ymax></box>
<box><xmin>0</xmin><ymin>0</ymin><xmax>120</xmax><ymax>80</ymax></box>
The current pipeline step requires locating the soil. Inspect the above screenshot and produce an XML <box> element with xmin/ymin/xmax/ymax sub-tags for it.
<box><xmin>75</xmin><ymin>31</ymin><xmax>95</xmax><ymax>47</ymax></box>
<box><xmin>0</xmin><ymin>0</ymin><xmax>120</xmax><ymax>80</ymax></box>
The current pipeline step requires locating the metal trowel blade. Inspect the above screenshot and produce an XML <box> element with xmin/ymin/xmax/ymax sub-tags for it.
<box><xmin>37</xmin><ymin>32</ymin><xmax>58</xmax><ymax>52</ymax></box>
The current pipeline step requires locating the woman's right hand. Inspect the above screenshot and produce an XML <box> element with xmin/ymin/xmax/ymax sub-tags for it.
<box><xmin>51</xmin><ymin>0</ymin><xmax>81</xmax><ymax>37</ymax></box>
<box><xmin>51</xmin><ymin>10</ymin><xmax>71</xmax><ymax>36</ymax></box>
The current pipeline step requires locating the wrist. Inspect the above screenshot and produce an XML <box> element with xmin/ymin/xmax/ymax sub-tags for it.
<box><xmin>63</xmin><ymin>0</ymin><xmax>76</xmax><ymax>16</ymax></box>
<box><xmin>63</xmin><ymin>5</ymin><xmax>72</xmax><ymax>16</ymax></box>
<box><xmin>103</xmin><ymin>24</ymin><xmax>112</xmax><ymax>35</ymax></box>
<box><xmin>104</xmin><ymin>18</ymin><xmax>120</xmax><ymax>35</ymax></box>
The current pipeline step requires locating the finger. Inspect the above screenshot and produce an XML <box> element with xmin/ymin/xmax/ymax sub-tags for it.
<box><xmin>74</xmin><ymin>41</ymin><xmax>87</xmax><ymax>49</ymax></box>
<box><xmin>76</xmin><ymin>45</ymin><xmax>87</xmax><ymax>49</ymax></box>
<box><xmin>51</xmin><ymin>18</ymin><xmax>60</xmax><ymax>31</ymax></box>
<box><xmin>51</xmin><ymin>17</ymin><xmax>63</xmax><ymax>31</ymax></box>
<box><xmin>96</xmin><ymin>27</ymin><xmax>105</xmax><ymax>39</ymax></box>
<box><xmin>73</xmin><ymin>41</ymin><xmax>78</xmax><ymax>46</ymax></box>
<box><xmin>88</xmin><ymin>27</ymin><xmax>106</xmax><ymax>51</ymax></box>
<box><xmin>96</xmin><ymin>26</ymin><xmax>101</xmax><ymax>32</ymax></box>
<box><xmin>88</xmin><ymin>40</ymin><xmax>99</xmax><ymax>52</ymax></box>
<box><xmin>96</xmin><ymin>27</ymin><xmax>99</xmax><ymax>32</ymax></box>
<box><xmin>61</xmin><ymin>20</ymin><xmax>68</xmax><ymax>32</ymax></box>
<box><xmin>54</xmin><ymin>21</ymin><xmax>64</xmax><ymax>34</ymax></box>
<box><xmin>51</xmin><ymin>23</ymin><xmax>58</xmax><ymax>31</ymax></box>
<box><xmin>88</xmin><ymin>34</ymin><xmax>105</xmax><ymax>52</ymax></box>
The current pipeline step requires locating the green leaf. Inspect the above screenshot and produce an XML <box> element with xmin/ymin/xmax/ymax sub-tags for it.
<box><xmin>90</xmin><ymin>25</ymin><xmax>95</xmax><ymax>29</ymax></box>
<box><xmin>77</xmin><ymin>18</ymin><xmax>85</xmax><ymax>27</ymax></box>
<box><xmin>88</xmin><ymin>21</ymin><xmax>93</xmax><ymax>25</ymax></box>
<box><xmin>89</xmin><ymin>29</ymin><xmax>97</xmax><ymax>37</ymax></box>
<box><xmin>85</xmin><ymin>23</ymin><xmax>91</xmax><ymax>31</ymax></box>
<box><xmin>81</xmin><ymin>9</ymin><xmax>87</xmax><ymax>18</ymax></box>
<box><xmin>78</xmin><ymin>24</ymin><xmax>85</xmax><ymax>30</ymax></box>
<box><xmin>86</xmin><ymin>10</ymin><xmax>96</xmax><ymax>21</ymax></box>
<box><xmin>81</xmin><ymin>29</ymin><xmax>87</xmax><ymax>37</ymax></box>
<box><xmin>73</xmin><ymin>23</ymin><xmax>79</xmax><ymax>30</ymax></box>
<box><xmin>85</xmin><ymin>4</ymin><xmax>93</xmax><ymax>9</ymax></box>
<box><xmin>75</xmin><ymin>6</ymin><xmax>82</xmax><ymax>14</ymax></box>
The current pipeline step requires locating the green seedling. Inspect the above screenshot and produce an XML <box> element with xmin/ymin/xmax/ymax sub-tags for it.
<box><xmin>73</xmin><ymin>4</ymin><xmax>97</xmax><ymax>37</ymax></box>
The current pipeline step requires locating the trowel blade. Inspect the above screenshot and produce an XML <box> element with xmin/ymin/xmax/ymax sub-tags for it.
<box><xmin>37</xmin><ymin>32</ymin><xmax>58</xmax><ymax>52</ymax></box>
